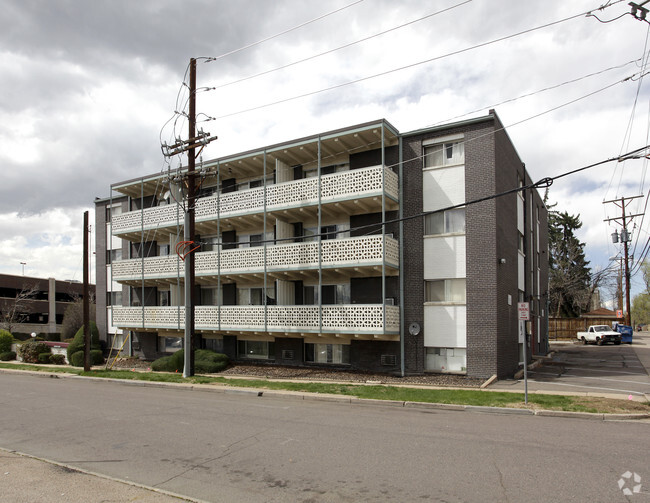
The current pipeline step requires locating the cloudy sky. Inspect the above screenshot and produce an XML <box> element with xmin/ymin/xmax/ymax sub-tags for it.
<box><xmin>1</xmin><ymin>0</ymin><xmax>649</xmax><ymax>305</ymax></box>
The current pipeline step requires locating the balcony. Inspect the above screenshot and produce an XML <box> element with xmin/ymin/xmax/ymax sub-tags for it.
<box><xmin>111</xmin><ymin>165</ymin><xmax>399</xmax><ymax>240</ymax></box>
<box><xmin>112</xmin><ymin>235</ymin><xmax>399</xmax><ymax>285</ymax></box>
<box><xmin>112</xmin><ymin>304</ymin><xmax>400</xmax><ymax>338</ymax></box>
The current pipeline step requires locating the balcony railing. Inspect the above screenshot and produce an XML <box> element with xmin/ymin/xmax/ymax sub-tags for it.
<box><xmin>111</xmin><ymin>165</ymin><xmax>399</xmax><ymax>236</ymax></box>
<box><xmin>112</xmin><ymin>304</ymin><xmax>400</xmax><ymax>334</ymax></box>
<box><xmin>112</xmin><ymin>235</ymin><xmax>399</xmax><ymax>282</ymax></box>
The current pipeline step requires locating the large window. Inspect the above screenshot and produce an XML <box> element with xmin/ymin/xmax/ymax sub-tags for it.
<box><xmin>238</xmin><ymin>340</ymin><xmax>274</xmax><ymax>359</ymax></box>
<box><xmin>425</xmin><ymin>279</ymin><xmax>466</xmax><ymax>303</ymax></box>
<box><xmin>303</xmin><ymin>284</ymin><xmax>350</xmax><ymax>305</ymax></box>
<box><xmin>424</xmin><ymin>141</ymin><xmax>464</xmax><ymax>168</ymax></box>
<box><xmin>305</xmin><ymin>343</ymin><xmax>350</xmax><ymax>364</ymax></box>
<box><xmin>424</xmin><ymin>208</ymin><xmax>465</xmax><ymax>235</ymax></box>
<box><xmin>238</xmin><ymin>287</ymin><xmax>276</xmax><ymax>305</ymax></box>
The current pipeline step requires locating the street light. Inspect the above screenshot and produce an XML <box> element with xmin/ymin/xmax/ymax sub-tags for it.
<box><xmin>20</xmin><ymin>262</ymin><xmax>26</xmax><ymax>275</ymax></box>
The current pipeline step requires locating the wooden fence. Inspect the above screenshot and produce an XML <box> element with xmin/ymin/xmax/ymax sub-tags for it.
<box><xmin>548</xmin><ymin>317</ymin><xmax>619</xmax><ymax>340</ymax></box>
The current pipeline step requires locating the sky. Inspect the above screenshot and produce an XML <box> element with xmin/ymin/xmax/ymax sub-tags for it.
<box><xmin>1</xmin><ymin>0</ymin><xmax>649</xmax><ymax>308</ymax></box>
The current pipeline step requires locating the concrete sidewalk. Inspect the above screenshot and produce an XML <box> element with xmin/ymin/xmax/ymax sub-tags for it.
<box><xmin>0</xmin><ymin>448</ymin><xmax>202</xmax><ymax>503</ymax></box>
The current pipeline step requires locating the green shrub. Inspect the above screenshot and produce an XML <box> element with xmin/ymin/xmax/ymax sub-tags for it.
<box><xmin>18</xmin><ymin>341</ymin><xmax>51</xmax><ymax>363</ymax></box>
<box><xmin>0</xmin><ymin>351</ymin><xmax>16</xmax><ymax>361</ymax></box>
<box><xmin>70</xmin><ymin>349</ymin><xmax>104</xmax><ymax>367</ymax></box>
<box><xmin>50</xmin><ymin>354</ymin><xmax>66</xmax><ymax>365</ymax></box>
<box><xmin>67</xmin><ymin>322</ymin><xmax>100</xmax><ymax>362</ymax></box>
<box><xmin>150</xmin><ymin>349</ymin><xmax>229</xmax><ymax>374</ymax></box>
<box><xmin>0</xmin><ymin>330</ymin><xmax>13</xmax><ymax>353</ymax></box>
<box><xmin>38</xmin><ymin>352</ymin><xmax>52</xmax><ymax>364</ymax></box>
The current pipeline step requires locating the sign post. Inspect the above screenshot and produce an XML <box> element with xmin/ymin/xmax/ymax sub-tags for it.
<box><xmin>518</xmin><ymin>302</ymin><xmax>530</xmax><ymax>404</ymax></box>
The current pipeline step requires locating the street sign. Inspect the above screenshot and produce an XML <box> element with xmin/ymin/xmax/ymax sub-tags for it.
<box><xmin>518</xmin><ymin>302</ymin><xmax>530</xmax><ymax>321</ymax></box>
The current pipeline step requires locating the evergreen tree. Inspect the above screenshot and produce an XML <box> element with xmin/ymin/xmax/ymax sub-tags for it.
<box><xmin>548</xmin><ymin>210</ymin><xmax>591</xmax><ymax>317</ymax></box>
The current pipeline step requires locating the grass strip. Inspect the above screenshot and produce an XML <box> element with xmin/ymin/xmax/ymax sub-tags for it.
<box><xmin>1</xmin><ymin>363</ymin><xmax>647</xmax><ymax>414</ymax></box>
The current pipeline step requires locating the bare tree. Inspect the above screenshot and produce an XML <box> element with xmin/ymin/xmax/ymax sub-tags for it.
<box><xmin>0</xmin><ymin>284</ymin><xmax>39</xmax><ymax>333</ymax></box>
<box><xmin>61</xmin><ymin>292</ymin><xmax>96</xmax><ymax>340</ymax></box>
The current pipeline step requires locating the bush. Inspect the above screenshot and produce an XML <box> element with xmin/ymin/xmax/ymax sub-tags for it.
<box><xmin>18</xmin><ymin>341</ymin><xmax>51</xmax><ymax>363</ymax></box>
<box><xmin>50</xmin><ymin>354</ymin><xmax>66</xmax><ymax>365</ymax></box>
<box><xmin>70</xmin><ymin>349</ymin><xmax>104</xmax><ymax>367</ymax></box>
<box><xmin>0</xmin><ymin>351</ymin><xmax>16</xmax><ymax>361</ymax></box>
<box><xmin>151</xmin><ymin>349</ymin><xmax>229</xmax><ymax>374</ymax></box>
<box><xmin>67</xmin><ymin>322</ymin><xmax>100</xmax><ymax>362</ymax></box>
<box><xmin>38</xmin><ymin>352</ymin><xmax>52</xmax><ymax>364</ymax></box>
<box><xmin>0</xmin><ymin>330</ymin><xmax>13</xmax><ymax>353</ymax></box>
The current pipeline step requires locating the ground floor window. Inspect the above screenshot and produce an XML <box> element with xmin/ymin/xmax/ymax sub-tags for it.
<box><xmin>203</xmin><ymin>338</ymin><xmax>224</xmax><ymax>352</ymax></box>
<box><xmin>305</xmin><ymin>343</ymin><xmax>350</xmax><ymax>364</ymax></box>
<box><xmin>238</xmin><ymin>340</ymin><xmax>274</xmax><ymax>359</ymax></box>
<box><xmin>159</xmin><ymin>336</ymin><xmax>182</xmax><ymax>353</ymax></box>
<box><xmin>425</xmin><ymin>347</ymin><xmax>466</xmax><ymax>373</ymax></box>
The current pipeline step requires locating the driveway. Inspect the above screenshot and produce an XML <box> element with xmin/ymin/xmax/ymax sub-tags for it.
<box><xmin>490</xmin><ymin>332</ymin><xmax>650</xmax><ymax>400</ymax></box>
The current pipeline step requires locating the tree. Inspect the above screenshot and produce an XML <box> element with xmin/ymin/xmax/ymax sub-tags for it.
<box><xmin>0</xmin><ymin>284</ymin><xmax>39</xmax><ymax>333</ymax></box>
<box><xmin>631</xmin><ymin>260</ymin><xmax>650</xmax><ymax>326</ymax></box>
<box><xmin>61</xmin><ymin>293</ymin><xmax>96</xmax><ymax>340</ymax></box>
<box><xmin>547</xmin><ymin>209</ymin><xmax>591</xmax><ymax>318</ymax></box>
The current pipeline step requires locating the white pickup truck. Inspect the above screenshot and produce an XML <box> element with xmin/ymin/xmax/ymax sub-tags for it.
<box><xmin>577</xmin><ymin>325</ymin><xmax>622</xmax><ymax>345</ymax></box>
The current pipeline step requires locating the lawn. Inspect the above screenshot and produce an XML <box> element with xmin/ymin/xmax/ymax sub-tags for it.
<box><xmin>1</xmin><ymin>362</ymin><xmax>648</xmax><ymax>414</ymax></box>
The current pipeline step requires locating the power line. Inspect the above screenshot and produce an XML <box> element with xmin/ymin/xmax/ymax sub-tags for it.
<box><xmin>204</xmin><ymin>0</ymin><xmax>364</xmax><ymax>62</ymax></box>
<box><xmin>205</xmin><ymin>0</ymin><xmax>472</xmax><ymax>91</ymax></box>
<box><xmin>200</xmin><ymin>3</ymin><xmax>624</xmax><ymax>122</ymax></box>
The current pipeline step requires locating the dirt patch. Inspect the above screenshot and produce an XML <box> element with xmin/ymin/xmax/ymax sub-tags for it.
<box><xmin>506</xmin><ymin>397</ymin><xmax>650</xmax><ymax>414</ymax></box>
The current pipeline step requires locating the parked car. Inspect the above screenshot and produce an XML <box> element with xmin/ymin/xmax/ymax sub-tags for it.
<box><xmin>576</xmin><ymin>325</ymin><xmax>622</xmax><ymax>345</ymax></box>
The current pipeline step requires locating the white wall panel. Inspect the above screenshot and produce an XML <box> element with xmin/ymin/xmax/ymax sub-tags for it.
<box><xmin>423</xmin><ymin>305</ymin><xmax>466</xmax><ymax>347</ymax></box>
<box><xmin>423</xmin><ymin>236</ymin><xmax>466</xmax><ymax>279</ymax></box>
<box><xmin>422</xmin><ymin>165</ymin><xmax>465</xmax><ymax>211</ymax></box>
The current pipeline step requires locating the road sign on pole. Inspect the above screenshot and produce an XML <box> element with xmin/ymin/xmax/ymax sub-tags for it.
<box><xmin>518</xmin><ymin>302</ymin><xmax>530</xmax><ymax>321</ymax></box>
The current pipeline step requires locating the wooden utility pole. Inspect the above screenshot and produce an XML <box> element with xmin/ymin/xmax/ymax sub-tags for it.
<box><xmin>161</xmin><ymin>58</ymin><xmax>217</xmax><ymax>377</ymax></box>
<box><xmin>83</xmin><ymin>211</ymin><xmax>90</xmax><ymax>371</ymax></box>
<box><xmin>184</xmin><ymin>58</ymin><xmax>197</xmax><ymax>377</ymax></box>
<box><xmin>604</xmin><ymin>196</ymin><xmax>643</xmax><ymax>326</ymax></box>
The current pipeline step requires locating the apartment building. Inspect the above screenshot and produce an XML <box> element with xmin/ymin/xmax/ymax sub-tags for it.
<box><xmin>95</xmin><ymin>111</ymin><xmax>548</xmax><ymax>378</ymax></box>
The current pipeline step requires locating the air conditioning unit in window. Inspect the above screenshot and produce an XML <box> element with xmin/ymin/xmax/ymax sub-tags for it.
<box><xmin>281</xmin><ymin>350</ymin><xmax>295</xmax><ymax>360</ymax></box>
<box><xmin>381</xmin><ymin>354</ymin><xmax>397</xmax><ymax>366</ymax></box>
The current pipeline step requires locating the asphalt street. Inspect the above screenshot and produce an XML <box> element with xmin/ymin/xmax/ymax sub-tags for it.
<box><xmin>0</xmin><ymin>373</ymin><xmax>648</xmax><ymax>502</ymax></box>
<box><xmin>489</xmin><ymin>332</ymin><xmax>650</xmax><ymax>399</ymax></box>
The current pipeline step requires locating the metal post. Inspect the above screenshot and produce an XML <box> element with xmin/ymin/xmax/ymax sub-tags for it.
<box><xmin>83</xmin><ymin>211</ymin><xmax>90</xmax><ymax>372</ymax></box>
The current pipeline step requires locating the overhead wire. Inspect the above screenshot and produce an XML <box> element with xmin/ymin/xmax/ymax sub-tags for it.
<box><xmin>200</xmin><ymin>3</ymin><xmax>627</xmax><ymax>122</ymax></box>
<box><xmin>205</xmin><ymin>0</ymin><xmax>473</xmax><ymax>92</ymax></box>
<box><xmin>204</xmin><ymin>0</ymin><xmax>364</xmax><ymax>62</ymax></box>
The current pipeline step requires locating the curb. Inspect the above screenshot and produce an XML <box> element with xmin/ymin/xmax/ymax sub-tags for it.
<box><xmin>2</xmin><ymin>367</ymin><xmax>649</xmax><ymax>421</ymax></box>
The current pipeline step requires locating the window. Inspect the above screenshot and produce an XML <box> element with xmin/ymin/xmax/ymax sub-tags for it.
<box><xmin>158</xmin><ymin>290</ymin><xmax>170</xmax><ymax>306</ymax></box>
<box><xmin>106</xmin><ymin>249</ymin><xmax>122</xmax><ymax>264</ymax></box>
<box><xmin>158</xmin><ymin>244</ymin><xmax>170</xmax><ymax>256</ymax></box>
<box><xmin>305</xmin><ymin>284</ymin><xmax>350</xmax><ymax>305</ymax></box>
<box><xmin>107</xmin><ymin>291</ymin><xmax>123</xmax><ymax>306</ymax></box>
<box><xmin>424</xmin><ymin>208</ymin><xmax>465</xmax><ymax>235</ymax></box>
<box><xmin>238</xmin><ymin>340</ymin><xmax>274</xmax><ymax>359</ymax></box>
<box><xmin>238</xmin><ymin>287</ymin><xmax>276</xmax><ymax>305</ymax></box>
<box><xmin>320</xmin><ymin>225</ymin><xmax>338</xmax><ymax>240</ymax></box>
<box><xmin>425</xmin><ymin>347</ymin><xmax>466</xmax><ymax>372</ymax></box>
<box><xmin>249</xmin><ymin>234</ymin><xmax>263</xmax><ymax>247</ymax></box>
<box><xmin>305</xmin><ymin>343</ymin><xmax>350</xmax><ymax>364</ymax></box>
<box><xmin>424</xmin><ymin>141</ymin><xmax>464</xmax><ymax>168</ymax></box>
<box><xmin>105</xmin><ymin>205</ymin><xmax>122</xmax><ymax>222</ymax></box>
<box><xmin>425</xmin><ymin>279</ymin><xmax>466</xmax><ymax>303</ymax></box>
<box><xmin>159</xmin><ymin>336</ymin><xmax>182</xmax><ymax>353</ymax></box>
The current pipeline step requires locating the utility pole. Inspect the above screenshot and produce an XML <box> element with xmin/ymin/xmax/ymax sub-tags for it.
<box><xmin>604</xmin><ymin>196</ymin><xmax>644</xmax><ymax>326</ymax></box>
<box><xmin>83</xmin><ymin>211</ymin><xmax>90</xmax><ymax>372</ymax></box>
<box><xmin>161</xmin><ymin>58</ymin><xmax>217</xmax><ymax>377</ymax></box>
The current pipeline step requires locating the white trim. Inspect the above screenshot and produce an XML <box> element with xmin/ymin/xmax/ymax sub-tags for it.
<box><xmin>422</xmin><ymin>133</ymin><xmax>464</xmax><ymax>146</ymax></box>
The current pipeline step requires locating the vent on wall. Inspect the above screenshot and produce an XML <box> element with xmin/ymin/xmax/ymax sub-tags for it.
<box><xmin>381</xmin><ymin>354</ymin><xmax>397</xmax><ymax>366</ymax></box>
<box><xmin>282</xmin><ymin>350</ymin><xmax>295</xmax><ymax>360</ymax></box>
